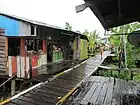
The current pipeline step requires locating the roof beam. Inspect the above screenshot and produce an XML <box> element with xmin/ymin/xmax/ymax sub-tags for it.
<box><xmin>75</xmin><ymin>2</ymin><xmax>92</xmax><ymax>13</ymax></box>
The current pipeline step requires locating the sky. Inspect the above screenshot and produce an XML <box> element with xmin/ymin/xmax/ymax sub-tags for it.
<box><xmin>0</xmin><ymin>0</ymin><xmax>105</xmax><ymax>37</ymax></box>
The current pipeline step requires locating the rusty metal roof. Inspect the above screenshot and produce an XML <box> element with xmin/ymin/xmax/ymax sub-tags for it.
<box><xmin>84</xmin><ymin>0</ymin><xmax>140</xmax><ymax>30</ymax></box>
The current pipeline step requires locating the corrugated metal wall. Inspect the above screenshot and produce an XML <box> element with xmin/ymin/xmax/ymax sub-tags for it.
<box><xmin>0</xmin><ymin>15</ymin><xmax>34</xmax><ymax>36</ymax></box>
<box><xmin>19</xmin><ymin>21</ymin><xmax>31</xmax><ymax>36</ymax></box>
<box><xmin>0</xmin><ymin>15</ymin><xmax>19</xmax><ymax>36</ymax></box>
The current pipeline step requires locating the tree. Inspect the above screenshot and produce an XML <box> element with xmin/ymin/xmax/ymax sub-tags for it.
<box><xmin>109</xmin><ymin>22</ymin><xmax>140</xmax><ymax>68</ymax></box>
<box><xmin>65</xmin><ymin>22</ymin><xmax>72</xmax><ymax>31</ymax></box>
<box><xmin>83</xmin><ymin>29</ymin><xmax>99</xmax><ymax>50</ymax></box>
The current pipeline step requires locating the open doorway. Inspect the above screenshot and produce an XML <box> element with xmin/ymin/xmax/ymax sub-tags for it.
<box><xmin>47</xmin><ymin>41</ymin><xmax>53</xmax><ymax>63</ymax></box>
<box><xmin>8</xmin><ymin>38</ymin><xmax>20</xmax><ymax>56</ymax></box>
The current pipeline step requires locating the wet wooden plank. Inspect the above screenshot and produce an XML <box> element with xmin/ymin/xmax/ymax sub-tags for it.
<box><xmin>129</xmin><ymin>81</ymin><xmax>140</xmax><ymax>105</ymax></box>
<box><xmin>102</xmin><ymin>77</ymin><xmax>114</xmax><ymax>105</ymax></box>
<box><xmin>11</xmin><ymin>99</ymin><xmax>36</xmax><ymax>105</ymax></box>
<box><xmin>24</xmin><ymin>90</ymin><xmax>58</xmax><ymax>104</ymax></box>
<box><xmin>80</xmin><ymin>76</ymin><xmax>103</xmax><ymax>104</ymax></box>
<box><xmin>30</xmin><ymin>90</ymin><xmax>58</xmax><ymax>101</ymax></box>
<box><xmin>95</xmin><ymin>78</ymin><xmax>110</xmax><ymax>105</ymax></box>
<box><xmin>125</xmin><ymin>80</ymin><xmax>132</xmax><ymax>104</ymax></box>
<box><xmin>32</xmin><ymin>88</ymin><xmax>65</xmax><ymax>97</ymax></box>
<box><xmin>6</xmin><ymin>102</ymin><xmax>17</xmax><ymax>105</ymax></box>
<box><xmin>85</xmin><ymin>65</ymin><xmax>97</xmax><ymax>70</ymax></box>
<box><xmin>53</xmin><ymin>78</ymin><xmax>79</xmax><ymax>86</ymax></box>
<box><xmin>43</xmin><ymin>84</ymin><xmax>69</xmax><ymax>93</ymax></box>
<box><xmin>84</xmin><ymin>68</ymin><xmax>94</xmax><ymax>72</ymax></box>
<box><xmin>58</xmin><ymin>76</ymin><xmax>83</xmax><ymax>83</ymax></box>
<box><xmin>17</xmin><ymin>96</ymin><xmax>51</xmax><ymax>105</ymax></box>
<box><xmin>111</xmin><ymin>78</ymin><xmax>120</xmax><ymax>105</ymax></box>
<box><xmin>123</xmin><ymin>80</ymin><xmax>139</xmax><ymax>105</ymax></box>
<box><xmin>7</xmin><ymin>52</ymin><xmax>110</xmax><ymax>105</ymax></box>
<box><xmin>72</xmin><ymin>77</ymin><xmax>98</xmax><ymax>104</ymax></box>
<box><xmin>89</xmin><ymin>77</ymin><xmax>110</xmax><ymax>104</ymax></box>
<box><xmin>33</xmin><ymin>86</ymin><xmax>66</xmax><ymax>96</ymax></box>
<box><xmin>48</xmin><ymin>83</ymin><xmax>73</xmax><ymax>91</ymax></box>
<box><xmin>60</xmin><ymin>74</ymin><xmax>85</xmax><ymax>80</ymax></box>
<box><xmin>80</xmin><ymin>83</ymin><xmax>98</xmax><ymax>104</ymax></box>
<box><xmin>119</xmin><ymin>79</ymin><xmax>127</xmax><ymax>105</ymax></box>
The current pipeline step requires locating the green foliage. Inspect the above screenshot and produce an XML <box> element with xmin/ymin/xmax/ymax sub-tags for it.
<box><xmin>109</xmin><ymin>22</ymin><xmax>140</xmax><ymax>68</ymax></box>
<box><xmin>65</xmin><ymin>22</ymin><xmax>72</xmax><ymax>31</ymax></box>
<box><xmin>99</xmin><ymin>69</ymin><xmax>140</xmax><ymax>82</ymax></box>
<box><xmin>110</xmin><ymin>22</ymin><xmax>140</xmax><ymax>34</ymax></box>
<box><xmin>83</xmin><ymin>29</ymin><xmax>99</xmax><ymax>49</ymax></box>
<box><xmin>109</xmin><ymin>35</ymin><xmax>120</xmax><ymax>46</ymax></box>
<box><xmin>109</xmin><ymin>22</ymin><xmax>140</xmax><ymax>46</ymax></box>
<box><xmin>99</xmin><ymin>70</ymin><xmax>131</xmax><ymax>80</ymax></box>
<box><xmin>133</xmin><ymin>72</ymin><xmax>140</xmax><ymax>82</ymax></box>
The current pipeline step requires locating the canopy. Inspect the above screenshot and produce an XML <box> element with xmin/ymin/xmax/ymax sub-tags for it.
<box><xmin>84</xmin><ymin>0</ymin><xmax>140</xmax><ymax>30</ymax></box>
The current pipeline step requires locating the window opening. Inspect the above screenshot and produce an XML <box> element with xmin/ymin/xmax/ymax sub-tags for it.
<box><xmin>8</xmin><ymin>38</ymin><xmax>20</xmax><ymax>56</ymax></box>
<box><xmin>31</xmin><ymin>25</ymin><xmax>35</xmax><ymax>35</ymax></box>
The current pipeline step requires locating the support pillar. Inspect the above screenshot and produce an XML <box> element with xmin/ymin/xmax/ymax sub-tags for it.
<box><xmin>123</xmin><ymin>35</ymin><xmax>127</xmax><ymax>68</ymax></box>
<box><xmin>20</xmin><ymin>37</ymin><xmax>25</xmax><ymax>56</ymax></box>
<box><xmin>11</xmin><ymin>80</ymin><xmax>16</xmax><ymax>96</ymax></box>
<box><xmin>42</xmin><ymin>39</ymin><xmax>47</xmax><ymax>65</ymax></box>
<box><xmin>2</xmin><ymin>79</ymin><xmax>6</xmax><ymax>97</ymax></box>
<box><xmin>42</xmin><ymin>40</ymin><xmax>47</xmax><ymax>53</ymax></box>
<box><xmin>5</xmin><ymin>37</ymin><xmax>8</xmax><ymax>74</ymax></box>
<box><xmin>20</xmin><ymin>38</ymin><xmax>26</xmax><ymax>78</ymax></box>
<box><xmin>77</xmin><ymin>35</ymin><xmax>80</xmax><ymax>60</ymax></box>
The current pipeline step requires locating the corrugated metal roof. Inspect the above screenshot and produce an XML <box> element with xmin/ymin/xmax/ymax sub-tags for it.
<box><xmin>0</xmin><ymin>12</ymin><xmax>64</xmax><ymax>30</ymax></box>
<box><xmin>0</xmin><ymin>12</ymin><xmax>88</xmax><ymax>39</ymax></box>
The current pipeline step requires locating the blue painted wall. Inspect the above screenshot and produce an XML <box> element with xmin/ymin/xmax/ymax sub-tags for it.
<box><xmin>0</xmin><ymin>15</ymin><xmax>19</xmax><ymax>36</ymax></box>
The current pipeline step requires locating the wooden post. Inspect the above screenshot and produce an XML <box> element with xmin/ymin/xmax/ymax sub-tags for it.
<box><xmin>43</xmin><ymin>40</ymin><xmax>47</xmax><ymax>53</ymax></box>
<box><xmin>2</xmin><ymin>79</ymin><xmax>6</xmax><ymax>97</ymax></box>
<box><xmin>20</xmin><ymin>37</ymin><xmax>26</xmax><ymax>79</ymax></box>
<box><xmin>11</xmin><ymin>80</ymin><xmax>15</xmax><ymax>96</ymax></box>
<box><xmin>131</xmin><ymin>70</ymin><xmax>133</xmax><ymax>80</ymax></box>
<box><xmin>20</xmin><ymin>37</ymin><xmax>25</xmax><ymax>56</ymax></box>
<box><xmin>77</xmin><ymin>35</ymin><xmax>80</xmax><ymax>60</ymax></box>
<box><xmin>5</xmin><ymin>37</ymin><xmax>8</xmax><ymax>74</ymax></box>
<box><xmin>97</xmin><ymin>69</ymin><xmax>99</xmax><ymax>76</ymax></box>
<box><xmin>29</xmin><ymin>56</ymin><xmax>32</xmax><ymax>79</ymax></box>
<box><xmin>111</xmin><ymin>70</ymin><xmax>113</xmax><ymax>76</ymax></box>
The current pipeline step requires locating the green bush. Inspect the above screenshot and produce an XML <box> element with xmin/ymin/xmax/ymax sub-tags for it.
<box><xmin>99</xmin><ymin>69</ymin><xmax>131</xmax><ymax>80</ymax></box>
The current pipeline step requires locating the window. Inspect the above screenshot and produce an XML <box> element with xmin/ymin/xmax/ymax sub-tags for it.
<box><xmin>8</xmin><ymin>38</ymin><xmax>20</xmax><ymax>56</ymax></box>
<box><xmin>31</xmin><ymin>25</ymin><xmax>34</xmax><ymax>35</ymax></box>
<box><xmin>25</xmin><ymin>39</ymin><xmax>43</xmax><ymax>55</ymax></box>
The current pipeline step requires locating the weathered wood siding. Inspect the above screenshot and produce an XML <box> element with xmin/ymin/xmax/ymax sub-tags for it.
<box><xmin>0</xmin><ymin>35</ymin><xmax>6</xmax><ymax>72</ymax></box>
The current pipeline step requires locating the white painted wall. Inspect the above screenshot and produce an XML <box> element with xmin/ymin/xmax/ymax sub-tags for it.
<box><xmin>19</xmin><ymin>21</ymin><xmax>31</xmax><ymax>36</ymax></box>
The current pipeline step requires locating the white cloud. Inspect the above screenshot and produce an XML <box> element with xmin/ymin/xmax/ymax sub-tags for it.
<box><xmin>0</xmin><ymin>0</ymin><xmax>105</xmax><ymax>36</ymax></box>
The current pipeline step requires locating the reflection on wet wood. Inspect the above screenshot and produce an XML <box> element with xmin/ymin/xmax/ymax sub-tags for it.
<box><xmin>70</xmin><ymin>76</ymin><xmax>140</xmax><ymax>105</ymax></box>
<box><xmin>7</xmin><ymin>51</ymin><xmax>110</xmax><ymax>105</ymax></box>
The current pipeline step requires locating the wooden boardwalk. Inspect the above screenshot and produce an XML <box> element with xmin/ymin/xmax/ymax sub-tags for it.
<box><xmin>3</xmin><ymin>51</ymin><xmax>110</xmax><ymax>105</ymax></box>
<box><xmin>68</xmin><ymin>76</ymin><xmax>140</xmax><ymax>105</ymax></box>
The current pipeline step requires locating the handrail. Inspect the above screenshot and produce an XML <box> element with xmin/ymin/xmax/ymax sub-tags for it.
<box><xmin>0</xmin><ymin>74</ymin><xmax>16</xmax><ymax>88</ymax></box>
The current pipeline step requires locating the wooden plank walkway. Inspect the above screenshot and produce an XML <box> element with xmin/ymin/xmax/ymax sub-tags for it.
<box><xmin>70</xmin><ymin>76</ymin><xmax>140</xmax><ymax>105</ymax></box>
<box><xmin>4</xmin><ymin>51</ymin><xmax>110</xmax><ymax>105</ymax></box>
